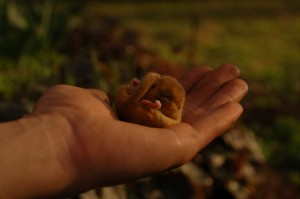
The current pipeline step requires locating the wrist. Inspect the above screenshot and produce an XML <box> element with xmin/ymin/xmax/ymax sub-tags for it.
<box><xmin>0</xmin><ymin>112</ymin><xmax>76</xmax><ymax>198</ymax></box>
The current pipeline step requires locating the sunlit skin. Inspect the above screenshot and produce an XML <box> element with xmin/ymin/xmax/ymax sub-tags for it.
<box><xmin>115</xmin><ymin>72</ymin><xmax>185</xmax><ymax>127</ymax></box>
<box><xmin>0</xmin><ymin>64</ymin><xmax>248</xmax><ymax>199</ymax></box>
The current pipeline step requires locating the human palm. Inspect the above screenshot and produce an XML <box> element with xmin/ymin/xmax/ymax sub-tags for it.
<box><xmin>31</xmin><ymin>64</ymin><xmax>248</xmax><ymax>197</ymax></box>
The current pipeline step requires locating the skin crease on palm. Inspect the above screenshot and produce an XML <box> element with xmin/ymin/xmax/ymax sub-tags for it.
<box><xmin>0</xmin><ymin>64</ymin><xmax>248</xmax><ymax>199</ymax></box>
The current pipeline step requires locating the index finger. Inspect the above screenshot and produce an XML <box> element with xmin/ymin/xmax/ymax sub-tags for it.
<box><xmin>170</xmin><ymin>101</ymin><xmax>243</xmax><ymax>158</ymax></box>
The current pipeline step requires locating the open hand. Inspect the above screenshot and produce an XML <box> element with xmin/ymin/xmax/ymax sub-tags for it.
<box><xmin>21</xmin><ymin>64</ymin><xmax>248</xmax><ymax>198</ymax></box>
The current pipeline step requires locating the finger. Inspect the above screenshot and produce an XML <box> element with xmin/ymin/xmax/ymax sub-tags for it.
<box><xmin>185</xmin><ymin>64</ymin><xmax>240</xmax><ymax>110</ymax></box>
<box><xmin>196</xmin><ymin>101</ymin><xmax>243</xmax><ymax>147</ymax></box>
<box><xmin>165</xmin><ymin>101</ymin><xmax>243</xmax><ymax>167</ymax></box>
<box><xmin>202</xmin><ymin>79</ymin><xmax>248</xmax><ymax>111</ymax></box>
<box><xmin>179</xmin><ymin>66</ymin><xmax>212</xmax><ymax>92</ymax></box>
<box><xmin>87</xmin><ymin>89</ymin><xmax>109</xmax><ymax>104</ymax></box>
<box><xmin>185</xmin><ymin>101</ymin><xmax>243</xmax><ymax>148</ymax></box>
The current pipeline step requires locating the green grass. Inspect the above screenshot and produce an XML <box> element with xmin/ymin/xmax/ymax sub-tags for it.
<box><xmin>85</xmin><ymin>1</ymin><xmax>300</xmax><ymax>81</ymax></box>
<box><xmin>88</xmin><ymin>1</ymin><xmax>300</xmax><ymax>108</ymax></box>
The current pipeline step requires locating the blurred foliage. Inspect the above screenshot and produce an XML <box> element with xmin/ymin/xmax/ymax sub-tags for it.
<box><xmin>1</xmin><ymin>0</ymin><xmax>73</xmax><ymax>101</ymax></box>
<box><xmin>262</xmin><ymin>116</ymin><xmax>300</xmax><ymax>172</ymax></box>
<box><xmin>1</xmin><ymin>0</ymin><xmax>300</xmax><ymax>198</ymax></box>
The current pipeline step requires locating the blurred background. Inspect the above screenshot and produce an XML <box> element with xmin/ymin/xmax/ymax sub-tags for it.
<box><xmin>0</xmin><ymin>0</ymin><xmax>300</xmax><ymax>198</ymax></box>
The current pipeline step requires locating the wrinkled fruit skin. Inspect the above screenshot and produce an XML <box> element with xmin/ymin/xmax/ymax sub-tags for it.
<box><xmin>115</xmin><ymin>72</ymin><xmax>185</xmax><ymax>127</ymax></box>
